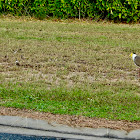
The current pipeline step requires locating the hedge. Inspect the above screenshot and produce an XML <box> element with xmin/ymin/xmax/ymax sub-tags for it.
<box><xmin>0</xmin><ymin>0</ymin><xmax>140</xmax><ymax>22</ymax></box>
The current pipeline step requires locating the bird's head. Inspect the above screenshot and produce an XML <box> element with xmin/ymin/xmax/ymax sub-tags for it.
<box><xmin>130</xmin><ymin>53</ymin><xmax>136</xmax><ymax>58</ymax></box>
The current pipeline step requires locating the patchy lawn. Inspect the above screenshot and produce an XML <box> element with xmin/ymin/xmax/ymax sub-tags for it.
<box><xmin>0</xmin><ymin>17</ymin><xmax>140</xmax><ymax>121</ymax></box>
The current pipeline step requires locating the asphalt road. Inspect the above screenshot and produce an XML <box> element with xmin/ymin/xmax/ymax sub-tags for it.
<box><xmin>0</xmin><ymin>133</ymin><xmax>59</xmax><ymax>140</ymax></box>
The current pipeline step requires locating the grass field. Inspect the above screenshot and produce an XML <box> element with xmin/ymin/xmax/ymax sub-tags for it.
<box><xmin>0</xmin><ymin>17</ymin><xmax>140</xmax><ymax>121</ymax></box>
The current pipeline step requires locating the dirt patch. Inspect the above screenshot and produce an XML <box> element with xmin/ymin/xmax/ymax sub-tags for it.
<box><xmin>0</xmin><ymin>107</ymin><xmax>139</xmax><ymax>132</ymax></box>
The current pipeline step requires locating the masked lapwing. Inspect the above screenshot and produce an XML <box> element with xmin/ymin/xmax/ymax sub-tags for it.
<box><xmin>130</xmin><ymin>53</ymin><xmax>140</xmax><ymax>77</ymax></box>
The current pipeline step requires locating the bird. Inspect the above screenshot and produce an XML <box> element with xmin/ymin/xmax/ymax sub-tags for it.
<box><xmin>130</xmin><ymin>53</ymin><xmax>140</xmax><ymax>77</ymax></box>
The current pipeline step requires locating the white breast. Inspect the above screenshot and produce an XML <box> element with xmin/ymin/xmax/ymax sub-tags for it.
<box><xmin>132</xmin><ymin>54</ymin><xmax>137</xmax><ymax>61</ymax></box>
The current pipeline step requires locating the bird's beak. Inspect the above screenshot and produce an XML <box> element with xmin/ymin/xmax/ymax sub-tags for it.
<box><xmin>130</xmin><ymin>53</ymin><xmax>133</xmax><ymax>58</ymax></box>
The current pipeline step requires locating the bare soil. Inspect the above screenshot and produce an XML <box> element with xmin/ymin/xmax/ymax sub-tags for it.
<box><xmin>0</xmin><ymin>107</ymin><xmax>139</xmax><ymax>132</ymax></box>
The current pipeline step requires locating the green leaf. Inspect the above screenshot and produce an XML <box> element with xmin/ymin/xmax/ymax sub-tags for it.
<box><xmin>119</xmin><ymin>13</ymin><xmax>121</xmax><ymax>19</ymax></box>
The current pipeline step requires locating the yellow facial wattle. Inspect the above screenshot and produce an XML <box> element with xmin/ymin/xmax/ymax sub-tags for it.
<box><xmin>130</xmin><ymin>53</ymin><xmax>133</xmax><ymax>58</ymax></box>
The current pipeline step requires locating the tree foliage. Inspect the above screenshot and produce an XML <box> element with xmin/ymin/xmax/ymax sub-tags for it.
<box><xmin>0</xmin><ymin>0</ymin><xmax>139</xmax><ymax>22</ymax></box>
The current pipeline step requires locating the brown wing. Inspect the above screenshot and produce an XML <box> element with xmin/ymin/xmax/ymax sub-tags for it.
<box><xmin>134</xmin><ymin>56</ymin><xmax>140</xmax><ymax>67</ymax></box>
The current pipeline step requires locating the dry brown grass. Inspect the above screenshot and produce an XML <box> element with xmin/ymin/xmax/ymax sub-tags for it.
<box><xmin>0</xmin><ymin>18</ymin><xmax>140</xmax><ymax>89</ymax></box>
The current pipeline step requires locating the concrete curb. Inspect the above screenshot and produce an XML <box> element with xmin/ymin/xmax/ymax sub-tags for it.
<box><xmin>0</xmin><ymin>116</ymin><xmax>139</xmax><ymax>140</ymax></box>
